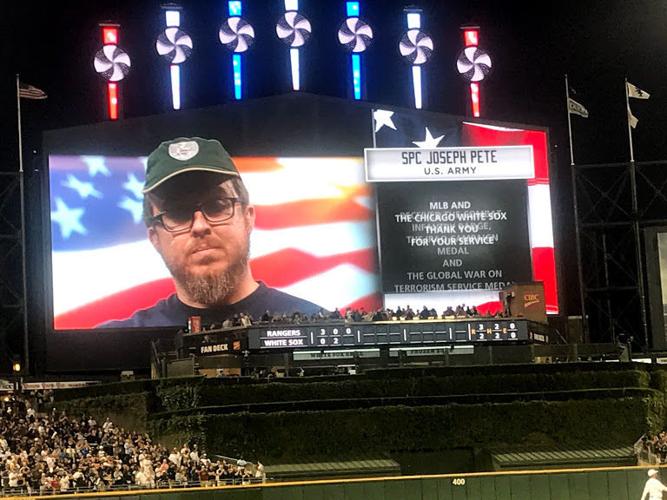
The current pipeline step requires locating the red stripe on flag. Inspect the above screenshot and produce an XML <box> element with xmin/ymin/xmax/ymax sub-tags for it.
<box><xmin>234</xmin><ymin>157</ymin><xmax>284</xmax><ymax>173</ymax></box>
<box><xmin>475</xmin><ymin>300</ymin><xmax>503</xmax><ymax>316</ymax></box>
<box><xmin>250</xmin><ymin>248</ymin><xmax>377</xmax><ymax>288</ymax></box>
<box><xmin>254</xmin><ymin>198</ymin><xmax>373</xmax><ymax>229</ymax></box>
<box><xmin>461</xmin><ymin>124</ymin><xmax>550</xmax><ymax>182</ymax></box>
<box><xmin>341</xmin><ymin>292</ymin><xmax>383</xmax><ymax>314</ymax></box>
<box><xmin>54</xmin><ymin>278</ymin><xmax>176</xmax><ymax>330</ymax></box>
<box><xmin>531</xmin><ymin>246</ymin><xmax>559</xmax><ymax>314</ymax></box>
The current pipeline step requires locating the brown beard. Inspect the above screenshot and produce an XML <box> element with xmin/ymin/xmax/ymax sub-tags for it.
<box><xmin>169</xmin><ymin>249</ymin><xmax>249</xmax><ymax>306</ymax></box>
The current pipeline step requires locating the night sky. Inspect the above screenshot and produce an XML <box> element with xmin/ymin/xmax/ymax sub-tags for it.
<box><xmin>2</xmin><ymin>0</ymin><xmax>666</xmax><ymax>318</ymax></box>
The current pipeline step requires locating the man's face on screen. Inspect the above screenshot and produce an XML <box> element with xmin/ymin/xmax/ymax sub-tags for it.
<box><xmin>147</xmin><ymin>173</ymin><xmax>254</xmax><ymax>306</ymax></box>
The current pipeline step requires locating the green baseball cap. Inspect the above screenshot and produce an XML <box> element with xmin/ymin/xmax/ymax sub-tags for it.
<box><xmin>143</xmin><ymin>137</ymin><xmax>239</xmax><ymax>193</ymax></box>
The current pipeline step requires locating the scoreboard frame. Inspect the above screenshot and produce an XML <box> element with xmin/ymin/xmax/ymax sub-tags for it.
<box><xmin>187</xmin><ymin>318</ymin><xmax>545</xmax><ymax>354</ymax></box>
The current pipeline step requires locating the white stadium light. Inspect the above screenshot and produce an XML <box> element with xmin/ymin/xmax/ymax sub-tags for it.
<box><xmin>170</xmin><ymin>65</ymin><xmax>181</xmax><ymax>110</ymax></box>
<box><xmin>406</xmin><ymin>12</ymin><xmax>421</xmax><ymax>29</ymax></box>
<box><xmin>165</xmin><ymin>10</ymin><xmax>180</xmax><ymax>27</ymax></box>
<box><xmin>290</xmin><ymin>48</ymin><xmax>300</xmax><ymax>90</ymax></box>
<box><xmin>276</xmin><ymin>5</ymin><xmax>312</xmax><ymax>91</ymax></box>
<box><xmin>411</xmin><ymin>66</ymin><xmax>422</xmax><ymax>109</ymax></box>
<box><xmin>284</xmin><ymin>0</ymin><xmax>299</xmax><ymax>11</ymax></box>
<box><xmin>157</xmin><ymin>5</ymin><xmax>192</xmax><ymax>110</ymax></box>
<box><xmin>399</xmin><ymin>9</ymin><xmax>433</xmax><ymax>109</ymax></box>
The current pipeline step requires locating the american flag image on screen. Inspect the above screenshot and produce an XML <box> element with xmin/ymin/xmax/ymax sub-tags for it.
<box><xmin>48</xmin><ymin>156</ymin><xmax>382</xmax><ymax>330</ymax></box>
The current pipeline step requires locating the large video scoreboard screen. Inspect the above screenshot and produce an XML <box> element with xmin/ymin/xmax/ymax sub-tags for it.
<box><xmin>46</xmin><ymin>107</ymin><xmax>558</xmax><ymax>333</ymax></box>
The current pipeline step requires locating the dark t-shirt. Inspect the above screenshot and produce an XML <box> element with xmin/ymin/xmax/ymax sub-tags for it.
<box><xmin>98</xmin><ymin>282</ymin><xmax>323</xmax><ymax>328</ymax></box>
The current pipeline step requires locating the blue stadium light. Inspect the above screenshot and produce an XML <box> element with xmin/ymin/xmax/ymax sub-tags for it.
<box><xmin>338</xmin><ymin>2</ymin><xmax>372</xmax><ymax>100</ymax></box>
<box><xmin>228</xmin><ymin>1</ymin><xmax>242</xmax><ymax>16</ymax></box>
<box><xmin>352</xmin><ymin>54</ymin><xmax>361</xmax><ymax>100</ymax></box>
<box><xmin>232</xmin><ymin>54</ymin><xmax>242</xmax><ymax>99</ymax></box>
<box><xmin>220</xmin><ymin>1</ymin><xmax>254</xmax><ymax>100</ymax></box>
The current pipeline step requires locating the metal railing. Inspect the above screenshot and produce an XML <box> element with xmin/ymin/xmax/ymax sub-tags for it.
<box><xmin>0</xmin><ymin>477</ymin><xmax>263</xmax><ymax>497</ymax></box>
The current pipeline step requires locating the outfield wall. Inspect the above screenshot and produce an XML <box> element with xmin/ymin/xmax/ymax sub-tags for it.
<box><xmin>23</xmin><ymin>465</ymin><xmax>662</xmax><ymax>500</ymax></box>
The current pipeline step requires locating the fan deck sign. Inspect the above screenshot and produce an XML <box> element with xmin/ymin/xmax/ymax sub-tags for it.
<box><xmin>364</xmin><ymin>145</ymin><xmax>534</xmax><ymax>182</ymax></box>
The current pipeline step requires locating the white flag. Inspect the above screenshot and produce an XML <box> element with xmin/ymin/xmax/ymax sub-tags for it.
<box><xmin>627</xmin><ymin>82</ymin><xmax>650</xmax><ymax>99</ymax></box>
<box><xmin>628</xmin><ymin>107</ymin><xmax>639</xmax><ymax>129</ymax></box>
<box><xmin>567</xmin><ymin>97</ymin><xmax>589</xmax><ymax>118</ymax></box>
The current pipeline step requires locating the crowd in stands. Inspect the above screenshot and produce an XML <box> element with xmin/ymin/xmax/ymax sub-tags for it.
<box><xmin>201</xmin><ymin>304</ymin><xmax>493</xmax><ymax>332</ymax></box>
<box><xmin>638</xmin><ymin>432</ymin><xmax>667</xmax><ymax>464</ymax></box>
<box><xmin>0</xmin><ymin>393</ymin><xmax>262</xmax><ymax>496</ymax></box>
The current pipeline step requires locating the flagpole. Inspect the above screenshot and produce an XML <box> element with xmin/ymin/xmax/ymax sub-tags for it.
<box><xmin>16</xmin><ymin>75</ymin><xmax>24</xmax><ymax>174</ymax></box>
<box><xmin>566</xmin><ymin>74</ymin><xmax>588</xmax><ymax>342</ymax></box>
<box><xmin>565</xmin><ymin>74</ymin><xmax>575</xmax><ymax>166</ymax></box>
<box><xmin>625</xmin><ymin>77</ymin><xmax>635</xmax><ymax>163</ymax></box>
<box><xmin>624</xmin><ymin>77</ymin><xmax>649</xmax><ymax>347</ymax></box>
<box><xmin>16</xmin><ymin>74</ymin><xmax>30</xmax><ymax>374</ymax></box>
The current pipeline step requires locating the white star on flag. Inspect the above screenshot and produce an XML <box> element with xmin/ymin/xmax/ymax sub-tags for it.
<box><xmin>51</xmin><ymin>198</ymin><xmax>87</xmax><ymax>239</ymax></box>
<box><xmin>123</xmin><ymin>173</ymin><xmax>145</xmax><ymax>200</ymax></box>
<box><xmin>62</xmin><ymin>175</ymin><xmax>102</xmax><ymax>199</ymax></box>
<box><xmin>118</xmin><ymin>197</ymin><xmax>144</xmax><ymax>224</ymax></box>
<box><xmin>412</xmin><ymin>127</ymin><xmax>445</xmax><ymax>148</ymax></box>
<box><xmin>373</xmin><ymin>109</ymin><xmax>397</xmax><ymax>133</ymax></box>
<box><xmin>83</xmin><ymin>156</ymin><xmax>111</xmax><ymax>177</ymax></box>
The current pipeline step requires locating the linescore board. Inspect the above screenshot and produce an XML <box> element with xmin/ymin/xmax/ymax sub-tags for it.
<box><xmin>247</xmin><ymin>319</ymin><xmax>530</xmax><ymax>350</ymax></box>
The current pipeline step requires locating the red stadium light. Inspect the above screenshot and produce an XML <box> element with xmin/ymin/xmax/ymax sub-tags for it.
<box><xmin>108</xmin><ymin>83</ymin><xmax>119</xmax><ymax>120</ymax></box>
<box><xmin>470</xmin><ymin>82</ymin><xmax>480</xmax><ymax>117</ymax></box>
<box><xmin>102</xmin><ymin>26</ymin><xmax>118</xmax><ymax>45</ymax></box>
<box><xmin>463</xmin><ymin>28</ymin><xmax>478</xmax><ymax>47</ymax></box>
<box><xmin>458</xmin><ymin>24</ymin><xmax>491</xmax><ymax>118</ymax></box>
<box><xmin>94</xmin><ymin>22</ymin><xmax>130</xmax><ymax>120</ymax></box>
